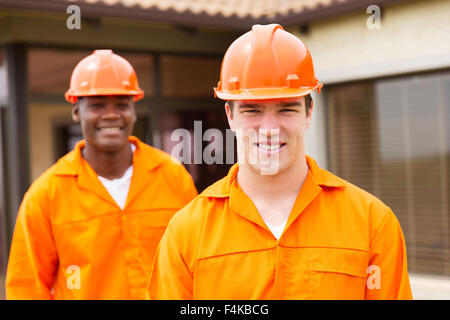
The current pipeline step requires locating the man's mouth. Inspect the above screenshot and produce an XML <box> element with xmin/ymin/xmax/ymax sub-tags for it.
<box><xmin>97</xmin><ymin>127</ymin><xmax>123</xmax><ymax>134</ymax></box>
<box><xmin>255</xmin><ymin>142</ymin><xmax>286</xmax><ymax>152</ymax></box>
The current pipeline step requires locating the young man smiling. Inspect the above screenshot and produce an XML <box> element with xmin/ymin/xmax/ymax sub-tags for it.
<box><xmin>225</xmin><ymin>96</ymin><xmax>314</xmax><ymax>237</ymax></box>
<box><xmin>6</xmin><ymin>50</ymin><xmax>197</xmax><ymax>299</ymax></box>
<box><xmin>148</xmin><ymin>25</ymin><xmax>412</xmax><ymax>300</ymax></box>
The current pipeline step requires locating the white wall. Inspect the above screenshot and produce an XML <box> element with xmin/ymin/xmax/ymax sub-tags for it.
<box><xmin>295</xmin><ymin>0</ymin><xmax>450</xmax><ymax>84</ymax></box>
<box><xmin>410</xmin><ymin>273</ymin><xmax>450</xmax><ymax>300</ymax></box>
<box><xmin>305</xmin><ymin>91</ymin><xmax>328</xmax><ymax>170</ymax></box>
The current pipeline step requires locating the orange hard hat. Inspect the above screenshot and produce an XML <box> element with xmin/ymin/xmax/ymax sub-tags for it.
<box><xmin>65</xmin><ymin>49</ymin><xmax>144</xmax><ymax>103</ymax></box>
<box><xmin>214</xmin><ymin>24</ymin><xmax>322</xmax><ymax>101</ymax></box>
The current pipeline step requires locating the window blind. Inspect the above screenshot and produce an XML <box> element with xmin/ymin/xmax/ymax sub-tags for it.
<box><xmin>327</xmin><ymin>72</ymin><xmax>450</xmax><ymax>276</ymax></box>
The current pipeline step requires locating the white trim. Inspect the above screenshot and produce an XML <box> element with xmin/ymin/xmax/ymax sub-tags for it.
<box><xmin>318</xmin><ymin>52</ymin><xmax>450</xmax><ymax>85</ymax></box>
<box><xmin>409</xmin><ymin>273</ymin><xmax>450</xmax><ymax>300</ymax></box>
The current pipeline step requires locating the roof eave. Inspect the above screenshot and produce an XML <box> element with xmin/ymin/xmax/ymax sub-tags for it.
<box><xmin>0</xmin><ymin>0</ymin><xmax>265</xmax><ymax>30</ymax></box>
<box><xmin>275</xmin><ymin>0</ymin><xmax>414</xmax><ymax>26</ymax></box>
<box><xmin>0</xmin><ymin>0</ymin><xmax>415</xmax><ymax>30</ymax></box>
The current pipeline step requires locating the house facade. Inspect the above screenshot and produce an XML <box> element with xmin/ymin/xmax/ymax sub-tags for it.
<box><xmin>0</xmin><ymin>0</ymin><xmax>449</xmax><ymax>299</ymax></box>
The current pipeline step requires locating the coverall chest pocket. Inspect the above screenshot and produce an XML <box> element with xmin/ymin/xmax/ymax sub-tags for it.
<box><xmin>308</xmin><ymin>247</ymin><xmax>369</xmax><ymax>299</ymax></box>
<box><xmin>193</xmin><ymin>249</ymin><xmax>275</xmax><ymax>299</ymax></box>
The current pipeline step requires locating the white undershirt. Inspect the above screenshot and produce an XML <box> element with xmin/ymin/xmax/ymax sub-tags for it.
<box><xmin>97</xmin><ymin>144</ymin><xmax>135</xmax><ymax>210</ymax></box>
<box><xmin>265</xmin><ymin>219</ymin><xmax>287</xmax><ymax>240</ymax></box>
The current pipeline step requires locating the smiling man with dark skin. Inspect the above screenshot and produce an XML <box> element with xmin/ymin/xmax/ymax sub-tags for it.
<box><xmin>74</xmin><ymin>95</ymin><xmax>136</xmax><ymax>179</ymax></box>
<box><xmin>6</xmin><ymin>50</ymin><xmax>198</xmax><ymax>299</ymax></box>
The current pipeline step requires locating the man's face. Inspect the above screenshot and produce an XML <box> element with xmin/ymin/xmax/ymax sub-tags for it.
<box><xmin>225</xmin><ymin>96</ymin><xmax>312</xmax><ymax>175</ymax></box>
<box><xmin>72</xmin><ymin>95</ymin><xmax>137</xmax><ymax>152</ymax></box>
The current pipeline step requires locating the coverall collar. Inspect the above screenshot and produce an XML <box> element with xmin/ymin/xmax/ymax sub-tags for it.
<box><xmin>53</xmin><ymin>136</ymin><xmax>165</xmax><ymax>209</ymax></box>
<box><xmin>201</xmin><ymin>155</ymin><xmax>346</xmax><ymax>239</ymax></box>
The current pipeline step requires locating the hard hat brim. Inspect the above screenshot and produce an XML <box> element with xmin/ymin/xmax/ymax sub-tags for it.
<box><xmin>65</xmin><ymin>89</ymin><xmax>144</xmax><ymax>103</ymax></box>
<box><xmin>214</xmin><ymin>84</ymin><xmax>322</xmax><ymax>101</ymax></box>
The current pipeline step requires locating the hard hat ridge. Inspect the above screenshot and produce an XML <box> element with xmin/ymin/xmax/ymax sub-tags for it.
<box><xmin>214</xmin><ymin>24</ymin><xmax>322</xmax><ymax>101</ymax></box>
<box><xmin>65</xmin><ymin>49</ymin><xmax>144</xmax><ymax>103</ymax></box>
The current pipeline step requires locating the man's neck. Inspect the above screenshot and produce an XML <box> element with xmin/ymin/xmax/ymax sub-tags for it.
<box><xmin>82</xmin><ymin>142</ymin><xmax>133</xmax><ymax>180</ymax></box>
<box><xmin>236</xmin><ymin>155</ymin><xmax>309</xmax><ymax>205</ymax></box>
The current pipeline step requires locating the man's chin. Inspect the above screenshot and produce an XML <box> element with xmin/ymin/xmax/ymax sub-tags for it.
<box><xmin>246</xmin><ymin>160</ymin><xmax>286</xmax><ymax>176</ymax></box>
<box><xmin>93</xmin><ymin>138</ymin><xmax>129</xmax><ymax>153</ymax></box>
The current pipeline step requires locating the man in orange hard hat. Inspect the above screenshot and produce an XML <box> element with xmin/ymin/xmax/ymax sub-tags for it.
<box><xmin>6</xmin><ymin>50</ymin><xmax>198</xmax><ymax>299</ymax></box>
<box><xmin>148</xmin><ymin>25</ymin><xmax>413</xmax><ymax>299</ymax></box>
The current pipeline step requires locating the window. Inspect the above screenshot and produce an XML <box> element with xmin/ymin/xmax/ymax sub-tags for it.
<box><xmin>158</xmin><ymin>107</ymin><xmax>234</xmax><ymax>192</ymax></box>
<box><xmin>327</xmin><ymin>72</ymin><xmax>450</xmax><ymax>276</ymax></box>
<box><xmin>28</xmin><ymin>49</ymin><xmax>92</xmax><ymax>96</ymax></box>
<box><xmin>28</xmin><ymin>48</ymin><xmax>154</xmax><ymax>97</ymax></box>
<box><xmin>161</xmin><ymin>55</ymin><xmax>221</xmax><ymax>97</ymax></box>
<box><xmin>115</xmin><ymin>52</ymin><xmax>154</xmax><ymax>97</ymax></box>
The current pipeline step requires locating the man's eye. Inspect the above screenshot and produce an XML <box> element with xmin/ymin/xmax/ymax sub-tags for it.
<box><xmin>280</xmin><ymin>108</ymin><xmax>297</xmax><ymax>113</ymax></box>
<box><xmin>117</xmin><ymin>104</ymin><xmax>129</xmax><ymax>108</ymax></box>
<box><xmin>242</xmin><ymin>109</ymin><xmax>260</xmax><ymax>114</ymax></box>
<box><xmin>89</xmin><ymin>103</ymin><xmax>103</xmax><ymax>108</ymax></box>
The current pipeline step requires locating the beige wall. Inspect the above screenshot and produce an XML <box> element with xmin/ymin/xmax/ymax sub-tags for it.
<box><xmin>292</xmin><ymin>0</ymin><xmax>450</xmax><ymax>84</ymax></box>
<box><xmin>28</xmin><ymin>104</ymin><xmax>72</xmax><ymax>182</ymax></box>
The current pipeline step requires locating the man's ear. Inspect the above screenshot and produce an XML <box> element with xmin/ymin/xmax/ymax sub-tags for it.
<box><xmin>305</xmin><ymin>100</ymin><xmax>314</xmax><ymax>130</ymax></box>
<box><xmin>225</xmin><ymin>102</ymin><xmax>235</xmax><ymax>132</ymax></box>
<box><xmin>72</xmin><ymin>102</ymin><xmax>80</xmax><ymax>123</ymax></box>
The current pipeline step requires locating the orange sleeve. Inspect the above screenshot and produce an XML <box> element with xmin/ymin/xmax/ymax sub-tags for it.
<box><xmin>6</xmin><ymin>187</ymin><xmax>58</xmax><ymax>300</ymax></box>
<box><xmin>365</xmin><ymin>208</ymin><xmax>413</xmax><ymax>300</ymax></box>
<box><xmin>147</xmin><ymin>222</ymin><xmax>193</xmax><ymax>300</ymax></box>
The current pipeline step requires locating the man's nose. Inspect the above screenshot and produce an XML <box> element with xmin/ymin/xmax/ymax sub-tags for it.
<box><xmin>259</xmin><ymin>112</ymin><xmax>280</xmax><ymax>131</ymax></box>
<box><xmin>102</xmin><ymin>104</ymin><xmax>120</xmax><ymax>119</ymax></box>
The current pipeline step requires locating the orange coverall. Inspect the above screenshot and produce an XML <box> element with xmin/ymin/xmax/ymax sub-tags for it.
<box><xmin>148</xmin><ymin>156</ymin><xmax>412</xmax><ymax>299</ymax></box>
<box><xmin>6</xmin><ymin>136</ymin><xmax>197</xmax><ymax>299</ymax></box>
